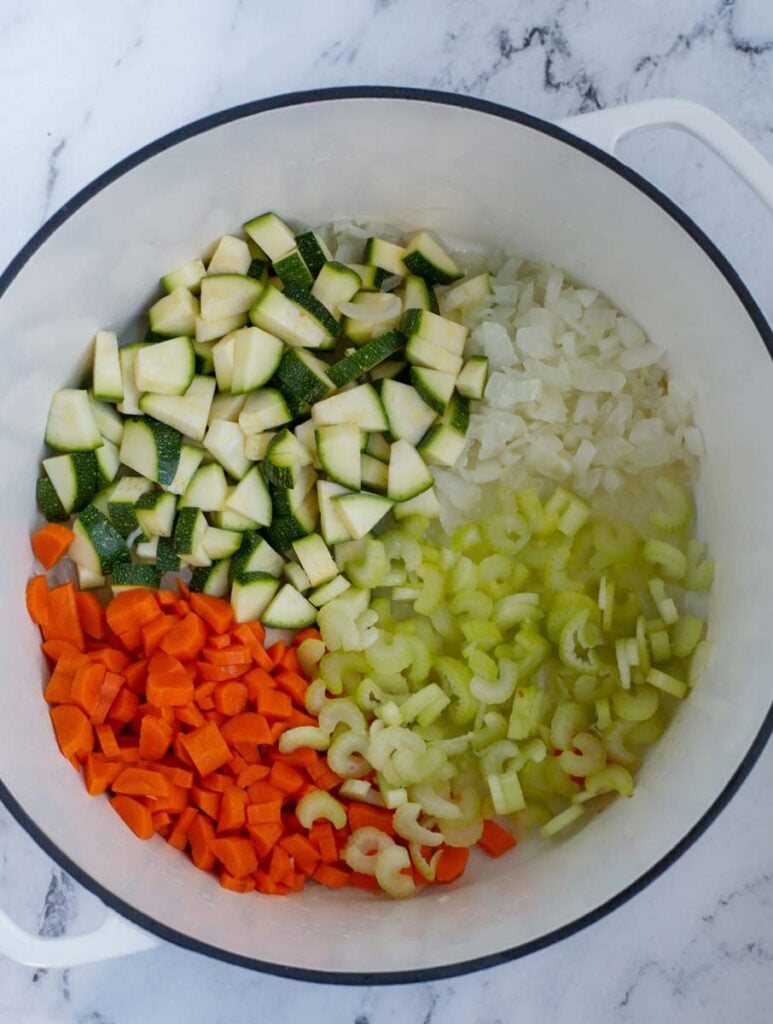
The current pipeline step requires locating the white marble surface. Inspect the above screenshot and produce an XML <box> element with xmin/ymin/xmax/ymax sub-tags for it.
<box><xmin>1</xmin><ymin>1</ymin><xmax>772</xmax><ymax>1021</ymax></box>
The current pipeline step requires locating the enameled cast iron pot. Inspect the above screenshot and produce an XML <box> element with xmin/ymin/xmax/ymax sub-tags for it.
<box><xmin>1</xmin><ymin>88</ymin><xmax>772</xmax><ymax>983</ymax></box>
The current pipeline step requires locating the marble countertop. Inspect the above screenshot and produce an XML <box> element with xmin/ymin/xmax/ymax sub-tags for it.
<box><xmin>1</xmin><ymin>1</ymin><xmax>772</xmax><ymax>1021</ymax></box>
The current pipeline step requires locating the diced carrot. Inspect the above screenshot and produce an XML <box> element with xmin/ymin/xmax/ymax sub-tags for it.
<box><xmin>41</xmin><ymin>639</ymin><xmax>79</xmax><ymax>662</ymax></box>
<box><xmin>200</xmin><ymin>772</ymin><xmax>233</xmax><ymax>793</ymax></box>
<box><xmin>152</xmin><ymin>811</ymin><xmax>173</xmax><ymax>835</ymax></box>
<box><xmin>173</xmin><ymin>599</ymin><xmax>190</xmax><ymax>617</ymax></box>
<box><xmin>236</xmin><ymin>765</ymin><xmax>270</xmax><ymax>788</ymax></box>
<box><xmin>139</xmin><ymin>715</ymin><xmax>174</xmax><ymax>760</ymax></box>
<box><xmin>313</xmin><ymin>864</ymin><xmax>349</xmax><ymax>888</ymax></box>
<box><xmin>208</xmin><ymin>634</ymin><xmax>231</xmax><ymax>651</ymax></box>
<box><xmin>110</xmin><ymin>794</ymin><xmax>153</xmax><ymax>839</ymax></box>
<box><xmin>270</xmin><ymin>747</ymin><xmax>319</xmax><ymax>770</ymax></box>
<box><xmin>269</xmin><ymin>762</ymin><xmax>305</xmax><ymax>795</ymax></box>
<box><xmin>202</xmin><ymin>646</ymin><xmax>252</xmax><ymax>667</ymax></box>
<box><xmin>349</xmin><ymin>871</ymin><xmax>379</xmax><ymax>890</ymax></box>
<box><xmin>196</xmin><ymin>661</ymin><xmax>248</xmax><ymax>682</ymax></box>
<box><xmin>231</xmin><ymin>625</ymin><xmax>272</xmax><ymax>668</ymax></box>
<box><xmin>254</xmin><ymin>871</ymin><xmax>289</xmax><ymax>895</ymax></box>
<box><xmin>88</xmin><ymin>648</ymin><xmax>131</xmax><ymax>672</ymax></box>
<box><xmin>242</xmin><ymin>666</ymin><xmax>275</xmax><ymax>703</ymax></box>
<box><xmin>246</xmin><ymin>780</ymin><xmax>285</xmax><ymax>804</ymax></box>
<box><xmin>277</xmin><ymin>647</ymin><xmax>300</xmax><ymax>674</ymax></box>
<box><xmin>266</xmin><ymin>640</ymin><xmax>287</xmax><ymax>666</ymax></box>
<box><xmin>152</xmin><ymin>763</ymin><xmax>194</xmax><ymax>788</ymax></box>
<box><xmin>293</xmin><ymin>628</ymin><xmax>321</xmax><ymax>646</ymax></box>
<box><xmin>309</xmin><ymin>821</ymin><xmax>338</xmax><ymax>863</ymax></box>
<box><xmin>83</xmin><ymin>753</ymin><xmax>123</xmax><ymax>795</ymax></box>
<box><xmin>284</xmin><ymin>709</ymin><xmax>318</xmax><ymax>730</ymax></box>
<box><xmin>219</xmin><ymin>869</ymin><xmax>256</xmax><ymax>893</ymax></box>
<box><xmin>106</xmin><ymin>589</ymin><xmax>161</xmax><ymax>635</ymax></box>
<box><xmin>111</xmin><ymin>766</ymin><xmax>170</xmax><ymax>800</ymax></box>
<box><xmin>244</xmin><ymin>620</ymin><xmax>266</xmax><ymax>645</ymax></box>
<box><xmin>181</xmin><ymin>721</ymin><xmax>231</xmax><ymax>777</ymax></box>
<box><xmin>160</xmin><ymin>613</ymin><xmax>207</xmax><ymax>661</ymax></box>
<box><xmin>90</xmin><ymin>671</ymin><xmax>125</xmax><ymax>725</ymax></box>
<box><xmin>246</xmin><ymin>800</ymin><xmax>282</xmax><ymax>824</ymax></box>
<box><xmin>155</xmin><ymin>590</ymin><xmax>178</xmax><ymax>609</ymax></box>
<box><xmin>50</xmin><ymin>704</ymin><xmax>93</xmax><ymax>760</ymax></box>
<box><xmin>348</xmin><ymin>804</ymin><xmax>395</xmax><ymax>836</ymax></box>
<box><xmin>117</xmin><ymin>746</ymin><xmax>141</xmax><ymax>763</ymax></box>
<box><xmin>74</xmin><ymin>590</ymin><xmax>105</xmax><ymax>640</ymax></box>
<box><xmin>280</xmin><ymin>833</ymin><xmax>321</xmax><ymax>877</ymax></box>
<box><xmin>175</xmin><ymin>704</ymin><xmax>206</xmax><ymax>728</ymax></box>
<box><xmin>312</xmin><ymin>767</ymin><xmax>342</xmax><ymax>792</ymax></box>
<box><xmin>95</xmin><ymin>723</ymin><xmax>120</xmax><ymax>759</ymax></box>
<box><xmin>167</xmin><ymin>806</ymin><xmax>198</xmax><ymax>851</ymax></box>
<box><xmin>217</xmin><ymin>785</ymin><xmax>247</xmax><ymax>832</ymax></box>
<box><xmin>150</xmin><ymin>782</ymin><xmax>189</xmax><ymax>814</ymax></box>
<box><xmin>43</xmin><ymin>583</ymin><xmax>84</xmax><ymax>651</ymax></box>
<box><xmin>141</xmin><ymin>614</ymin><xmax>178</xmax><ymax>658</ymax></box>
<box><xmin>123</xmin><ymin>659</ymin><xmax>149</xmax><ymax>696</ymax></box>
<box><xmin>146</xmin><ymin>672</ymin><xmax>194</xmax><ymax>707</ymax></box>
<box><xmin>477</xmin><ymin>820</ymin><xmax>516</xmax><ymax>858</ymax></box>
<box><xmin>70</xmin><ymin>661</ymin><xmax>107</xmax><ymax>717</ymax></box>
<box><xmin>272</xmin><ymin>670</ymin><xmax>307</xmax><ymax>706</ymax></box>
<box><xmin>31</xmin><ymin>523</ymin><xmax>74</xmax><ymax>570</ymax></box>
<box><xmin>26</xmin><ymin>575</ymin><xmax>49</xmax><ymax>628</ymax></box>
<box><xmin>258</xmin><ymin>689</ymin><xmax>293</xmax><ymax>721</ymax></box>
<box><xmin>189</xmin><ymin>812</ymin><xmax>215</xmax><ymax>869</ymax></box>
<box><xmin>213</xmin><ymin>681</ymin><xmax>249</xmax><ymax>717</ymax></box>
<box><xmin>189</xmin><ymin>593</ymin><xmax>234</xmax><ymax>635</ymax></box>
<box><xmin>194</xmin><ymin>681</ymin><xmax>217</xmax><ymax>709</ymax></box>
<box><xmin>269</xmin><ymin>844</ymin><xmax>294</xmax><ymax>885</ymax></box>
<box><xmin>107</xmin><ymin>688</ymin><xmax>139</xmax><ymax>727</ymax></box>
<box><xmin>191</xmin><ymin>786</ymin><xmax>222</xmax><ymax>820</ymax></box>
<box><xmin>43</xmin><ymin>658</ymin><xmax>78</xmax><ymax>704</ymax></box>
<box><xmin>220</xmin><ymin>712</ymin><xmax>272</xmax><ymax>747</ymax></box>
<box><xmin>247</xmin><ymin>823</ymin><xmax>283</xmax><ymax>859</ymax></box>
<box><xmin>210</xmin><ymin>837</ymin><xmax>258</xmax><ymax>878</ymax></box>
<box><xmin>435</xmin><ymin>846</ymin><xmax>470</xmax><ymax>884</ymax></box>
<box><xmin>118</xmin><ymin>627</ymin><xmax>143</xmax><ymax>652</ymax></box>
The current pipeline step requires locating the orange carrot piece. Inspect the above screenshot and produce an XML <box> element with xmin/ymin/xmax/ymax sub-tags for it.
<box><xmin>435</xmin><ymin>846</ymin><xmax>470</xmax><ymax>883</ymax></box>
<box><xmin>220</xmin><ymin>712</ymin><xmax>272</xmax><ymax>747</ymax></box>
<box><xmin>309</xmin><ymin>821</ymin><xmax>338</xmax><ymax>863</ymax></box>
<box><xmin>348</xmin><ymin>804</ymin><xmax>395</xmax><ymax>836</ymax></box>
<box><xmin>41</xmin><ymin>639</ymin><xmax>80</xmax><ymax>662</ymax></box>
<box><xmin>31</xmin><ymin>523</ymin><xmax>74</xmax><ymax>570</ymax></box>
<box><xmin>95</xmin><ymin>723</ymin><xmax>120</xmax><ymax>759</ymax></box>
<box><xmin>43</xmin><ymin>657</ymin><xmax>80</xmax><ymax>704</ymax></box>
<box><xmin>175</xmin><ymin>704</ymin><xmax>206</xmax><ymax>728</ymax></box>
<box><xmin>246</xmin><ymin>780</ymin><xmax>285</xmax><ymax>805</ymax></box>
<box><xmin>155</xmin><ymin>589</ymin><xmax>178</xmax><ymax>609</ymax></box>
<box><xmin>141</xmin><ymin>614</ymin><xmax>178</xmax><ymax>657</ymax></box>
<box><xmin>269</xmin><ymin>761</ymin><xmax>305</xmax><ymax>795</ymax></box>
<box><xmin>159</xmin><ymin>613</ymin><xmax>207</xmax><ymax>661</ymax></box>
<box><xmin>280</xmin><ymin>834</ymin><xmax>321</xmax><ymax>877</ymax></box>
<box><xmin>189</xmin><ymin>593</ymin><xmax>234</xmax><ymax>635</ymax></box>
<box><xmin>50</xmin><ymin>704</ymin><xmax>93</xmax><ymax>760</ymax></box>
<box><xmin>87</xmin><ymin>647</ymin><xmax>131</xmax><ymax>672</ymax></box>
<box><xmin>477</xmin><ymin>820</ymin><xmax>517</xmax><ymax>858</ymax></box>
<box><xmin>231</xmin><ymin>624</ymin><xmax>271</xmax><ymax>667</ymax></box>
<box><xmin>193</xmin><ymin>680</ymin><xmax>217</xmax><ymax>709</ymax></box>
<box><xmin>199</xmin><ymin>772</ymin><xmax>232</xmax><ymax>793</ymax></box>
<box><xmin>83</xmin><ymin>753</ymin><xmax>123</xmax><ymax>796</ymax></box>
<box><xmin>111</xmin><ymin>766</ymin><xmax>170</xmax><ymax>800</ymax></box>
<box><xmin>189</xmin><ymin>811</ymin><xmax>215</xmax><ymax>869</ymax></box>
<box><xmin>26</xmin><ymin>575</ymin><xmax>49</xmax><ymax>628</ymax></box>
<box><xmin>272</xmin><ymin>670</ymin><xmax>308</xmax><ymax>706</ymax></box>
<box><xmin>117</xmin><ymin>627</ymin><xmax>143</xmax><ymax>652</ymax></box>
<box><xmin>349</xmin><ymin>871</ymin><xmax>379</xmax><ymax>890</ymax></box>
<box><xmin>106</xmin><ymin>589</ymin><xmax>162</xmax><ymax>635</ymax></box>
<box><xmin>210</xmin><ymin>837</ymin><xmax>258</xmax><ymax>878</ymax></box>
<box><xmin>202</xmin><ymin>646</ymin><xmax>252</xmax><ymax>667</ymax></box>
<box><xmin>257</xmin><ymin>689</ymin><xmax>293</xmax><ymax>721</ymax></box>
<box><xmin>269</xmin><ymin>844</ymin><xmax>294</xmax><ymax>885</ymax></box>
<box><xmin>313</xmin><ymin>863</ymin><xmax>349</xmax><ymax>888</ymax></box>
<box><xmin>70</xmin><ymin>661</ymin><xmax>107</xmax><ymax>717</ymax></box>
<box><xmin>146</xmin><ymin>672</ymin><xmax>194</xmax><ymax>707</ymax></box>
<box><xmin>167</xmin><ymin>806</ymin><xmax>198</xmax><ymax>851</ymax></box>
<box><xmin>90</xmin><ymin>671</ymin><xmax>125</xmax><ymax>725</ymax></box>
<box><xmin>217</xmin><ymin>785</ymin><xmax>248</xmax><ymax>832</ymax></box>
<box><xmin>75</xmin><ymin>591</ymin><xmax>105</xmax><ymax>640</ymax></box>
<box><xmin>244</xmin><ymin>620</ymin><xmax>266</xmax><ymax>645</ymax></box>
<box><xmin>110</xmin><ymin>794</ymin><xmax>153</xmax><ymax>839</ymax></box>
<box><xmin>219</xmin><ymin>869</ymin><xmax>255</xmax><ymax>893</ymax></box>
<box><xmin>196</xmin><ymin>661</ymin><xmax>248</xmax><ymax>682</ymax></box>
<box><xmin>152</xmin><ymin>811</ymin><xmax>173</xmax><ymax>835</ymax></box>
<box><xmin>150</xmin><ymin>782</ymin><xmax>189</xmax><ymax>814</ymax></box>
<box><xmin>246</xmin><ymin>800</ymin><xmax>282</xmax><ymax>824</ymax></box>
<box><xmin>273</xmin><ymin>747</ymin><xmax>319</xmax><ymax>770</ymax></box>
<box><xmin>191</xmin><ymin>786</ymin><xmax>222</xmax><ymax>819</ymax></box>
<box><xmin>152</xmin><ymin>763</ymin><xmax>194</xmax><ymax>788</ymax></box>
<box><xmin>43</xmin><ymin>583</ymin><xmax>85</xmax><ymax>651</ymax></box>
<box><xmin>173</xmin><ymin>599</ymin><xmax>191</xmax><ymax>617</ymax></box>
<box><xmin>277</xmin><ymin>647</ymin><xmax>300</xmax><ymax>674</ymax></box>
<box><xmin>213</xmin><ymin>681</ymin><xmax>249</xmax><ymax>717</ymax></box>
<box><xmin>181</xmin><ymin>720</ymin><xmax>231</xmax><ymax>776</ymax></box>
<box><xmin>208</xmin><ymin>634</ymin><xmax>231</xmax><ymax>651</ymax></box>
<box><xmin>293</xmin><ymin>627</ymin><xmax>321</xmax><ymax>646</ymax></box>
<box><xmin>236</xmin><ymin>765</ymin><xmax>270</xmax><ymax>788</ymax></box>
<box><xmin>123</xmin><ymin>658</ymin><xmax>149</xmax><ymax>695</ymax></box>
<box><xmin>107</xmin><ymin>687</ymin><xmax>139</xmax><ymax>727</ymax></box>
<box><xmin>138</xmin><ymin>715</ymin><xmax>174</xmax><ymax>760</ymax></box>
<box><xmin>247</xmin><ymin>823</ymin><xmax>283</xmax><ymax>858</ymax></box>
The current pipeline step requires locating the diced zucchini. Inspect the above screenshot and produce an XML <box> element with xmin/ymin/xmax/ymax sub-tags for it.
<box><xmin>360</xmin><ymin>453</ymin><xmax>388</xmax><ymax>493</ymax></box>
<box><xmin>273</xmin><ymin>247</ymin><xmax>314</xmax><ymax>290</ymax></box>
<box><xmin>312</xmin><ymin>384</ymin><xmax>388</xmax><ymax>432</ymax></box>
<box><xmin>315</xmin><ymin>423</ymin><xmax>361</xmax><ymax>490</ymax></box>
<box><xmin>333</xmin><ymin>492</ymin><xmax>393</xmax><ymax>540</ymax></box>
<box><xmin>380</xmin><ymin>379</ymin><xmax>437</xmax><ymax>446</ymax></box>
<box><xmin>139</xmin><ymin>375</ymin><xmax>216</xmax><ymax>443</ymax></box>
<box><xmin>230</xmin><ymin>532</ymin><xmax>285</xmax><ymax>579</ymax></box>
<box><xmin>77</xmin><ymin>564</ymin><xmax>106</xmax><ymax>591</ymax></box>
<box><xmin>262</xmin><ymin>584</ymin><xmax>317</xmax><ymax>629</ymax></box>
<box><xmin>226</xmin><ymin>466</ymin><xmax>272</xmax><ymax>526</ymax></box>
<box><xmin>203</xmin><ymin>420</ymin><xmax>251</xmax><ymax>479</ymax></box>
<box><xmin>247</xmin><ymin>258</ymin><xmax>269</xmax><ymax>282</ymax></box>
<box><xmin>165</xmin><ymin>443</ymin><xmax>204</xmax><ymax>496</ymax></box>
<box><xmin>134</xmin><ymin>490</ymin><xmax>177</xmax><ymax>538</ymax></box>
<box><xmin>135</xmin><ymin>336</ymin><xmax>196</xmax><ymax>396</ymax></box>
<box><xmin>90</xmin><ymin>397</ymin><xmax>124</xmax><ymax>445</ymax></box>
<box><xmin>445</xmin><ymin>393</ymin><xmax>470</xmax><ymax>435</ymax></box>
<box><xmin>207</xmin><ymin>235</ymin><xmax>251</xmax><ymax>276</ymax></box>
<box><xmin>230</xmin><ymin>572</ymin><xmax>281</xmax><ymax>623</ymax></box>
<box><xmin>292</xmin><ymin>533</ymin><xmax>338</xmax><ymax>587</ymax></box>
<box><xmin>190</xmin><ymin>559</ymin><xmax>231</xmax><ymax>598</ymax></box>
<box><xmin>231</xmin><ymin>327</ymin><xmax>285</xmax><ymax>395</ymax></box>
<box><xmin>70</xmin><ymin>505</ymin><xmax>130</xmax><ymax>574</ymax></box>
<box><xmin>174</xmin><ymin>506</ymin><xmax>209</xmax><ymax>565</ymax></box>
<box><xmin>401</xmin><ymin>231</ymin><xmax>463</xmax><ymax>285</ymax></box>
<box><xmin>369</xmin><ymin>360</ymin><xmax>406</xmax><ymax>382</ymax></box>
<box><xmin>393</xmin><ymin>485</ymin><xmax>440</xmax><ymax>521</ymax></box>
<box><xmin>36</xmin><ymin>476</ymin><xmax>69</xmax><ymax>522</ymax></box>
<box><xmin>296</xmin><ymin>230</ymin><xmax>332</xmax><ymax>278</ymax></box>
<box><xmin>244</xmin><ymin>431</ymin><xmax>276</xmax><ymax>461</ymax></box>
<box><xmin>266</xmin><ymin>496</ymin><xmax>318</xmax><ymax>552</ymax></box>
<box><xmin>195</xmin><ymin>312</ymin><xmax>247</xmax><ymax>344</ymax></box>
<box><xmin>284</xmin><ymin>562</ymin><xmax>311</xmax><ymax>593</ymax></box>
<box><xmin>120</xmin><ymin>417</ymin><xmax>182</xmax><ymax>487</ymax></box>
<box><xmin>116</xmin><ymin>344</ymin><xmax>148</xmax><ymax>416</ymax></box>
<box><xmin>439</xmin><ymin>272</ymin><xmax>492</xmax><ymax>315</ymax></box>
<box><xmin>148</xmin><ymin>287</ymin><xmax>199</xmax><ymax>337</ymax></box>
<box><xmin>95</xmin><ymin>438</ymin><xmax>120</xmax><ymax>487</ymax></box>
<box><xmin>294</xmin><ymin>420</ymin><xmax>319</xmax><ymax>468</ymax></box>
<box><xmin>456</xmin><ymin>356</ymin><xmax>489</xmax><ymax>400</ymax></box>
<box><xmin>200</xmin><ymin>274</ymin><xmax>263</xmax><ymax>320</ymax></box>
<box><xmin>212</xmin><ymin>487</ymin><xmax>258</xmax><ymax>532</ymax></box>
<box><xmin>238</xmin><ymin>389</ymin><xmax>293</xmax><ymax>435</ymax></box>
<box><xmin>202</xmin><ymin>526</ymin><xmax>242</xmax><ymax>561</ymax></box>
<box><xmin>179</xmin><ymin>462</ymin><xmax>228</xmax><ymax>511</ymax></box>
<box><xmin>342</xmin><ymin>293</ymin><xmax>401</xmax><ymax>345</ymax></box>
<box><xmin>364</xmin><ymin>237</ymin><xmax>407</xmax><ymax>277</ymax></box>
<box><xmin>192</xmin><ymin>339</ymin><xmax>215</xmax><ymax>375</ymax></box>
<box><xmin>364</xmin><ymin>433</ymin><xmax>391</xmax><ymax>463</ymax></box>
<box><xmin>327</xmin><ymin>330</ymin><xmax>405</xmax><ymax>388</ymax></box>
<box><xmin>308</xmin><ymin>574</ymin><xmax>351</xmax><ymax>607</ymax></box>
<box><xmin>409</xmin><ymin>367</ymin><xmax>457</xmax><ymax>415</ymax></box>
<box><xmin>264</xmin><ymin>429</ymin><xmax>313</xmax><ymax>488</ymax></box>
<box><xmin>402</xmin><ymin>307</ymin><xmax>468</xmax><ymax>355</ymax></box>
<box><xmin>388</xmin><ymin>439</ymin><xmax>433</xmax><ymax>502</ymax></box>
<box><xmin>45</xmin><ymin>389</ymin><xmax>103</xmax><ymax>453</ymax></box>
<box><xmin>318</xmin><ymin>480</ymin><xmax>354</xmax><ymax>546</ymax></box>
<box><xmin>162</xmin><ymin>259</ymin><xmax>206</xmax><ymax>295</ymax></box>
<box><xmin>418</xmin><ymin>424</ymin><xmax>467</xmax><ymax>467</ymax></box>
<box><xmin>212</xmin><ymin>331</ymin><xmax>236</xmax><ymax>393</ymax></box>
<box><xmin>156</xmin><ymin>535</ymin><xmax>181</xmax><ymax>572</ymax></box>
<box><xmin>347</xmin><ymin>264</ymin><xmax>389</xmax><ymax>291</ymax></box>
<box><xmin>209</xmin><ymin>392</ymin><xmax>247</xmax><ymax>425</ymax></box>
<box><xmin>311</xmin><ymin>262</ymin><xmax>361</xmax><ymax>318</ymax></box>
<box><xmin>42</xmin><ymin>452</ymin><xmax>99</xmax><ymax>514</ymax></box>
<box><xmin>249</xmin><ymin>284</ymin><xmax>337</xmax><ymax>350</ymax></box>
<box><xmin>405</xmin><ymin>335</ymin><xmax>463</xmax><ymax>376</ymax></box>
<box><xmin>106</xmin><ymin>476</ymin><xmax>153</xmax><ymax>536</ymax></box>
<box><xmin>401</xmin><ymin>275</ymin><xmax>439</xmax><ymax>314</ymax></box>
<box><xmin>275</xmin><ymin>348</ymin><xmax>334</xmax><ymax>405</ymax></box>
<box><xmin>92</xmin><ymin>331</ymin><xmax>124</xmax><ymax>403</ymax></box>
<box><xmin>111</xmin><ymin>563</ymin><xmax>162</xmax><ymax>592</ymax></box>
<box><xmin>243</xmin><ymin>212</ymin><xmax>296</xmax><ymax>261</ymax></box>
<box><xmin>135</xmin><ymin>534</ymin><xmax>159</xmax><ymax>561</ymax></box>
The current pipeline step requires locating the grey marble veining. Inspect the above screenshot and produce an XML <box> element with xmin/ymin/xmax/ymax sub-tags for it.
<box><xmin>1</xmin><ymin>1</ymin><xmax>772</xmax><ymax>1022</ymax></box>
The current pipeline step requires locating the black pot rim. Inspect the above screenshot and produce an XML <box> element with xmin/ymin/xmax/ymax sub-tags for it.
<box><xmin>1</xmin><ymin>85</ymin><xmax>771</xmax><ymax>986</ymax></box>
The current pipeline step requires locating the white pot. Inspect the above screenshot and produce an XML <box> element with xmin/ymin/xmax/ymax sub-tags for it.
<box><xmin>0</xmin><ymin>90</ymin><xmax>771</xmax><ymax>982</ymax></box>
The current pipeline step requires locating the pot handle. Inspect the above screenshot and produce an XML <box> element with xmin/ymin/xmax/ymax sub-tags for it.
<box><xmin>0</xmin><ymin>905</ymin><xmax>158</xmax><ymax>968</ymax></box>
<box><xmin>558</xmin><ymin>98</ymin><xmax>773</xmax><ymax>211</ymax></box>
